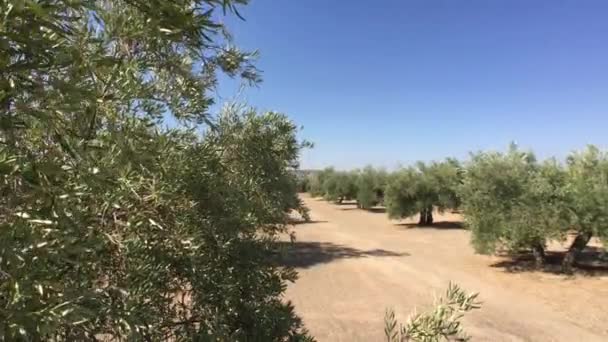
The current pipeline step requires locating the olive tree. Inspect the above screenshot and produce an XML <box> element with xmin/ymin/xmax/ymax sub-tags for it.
<box><xmin>297</xmin><ymin>175</ymin><xmax>310</xmax><ymax>193</ymax></box>
<box><xmin>0</xmin><ymin>0</ymin><xmax>312</xmax><ymax>340</ymax></box>
<box><xmin>177</xmin><ymin>106</ymin><xmax>312</xmax><ymax>340</ymax></box>
<box><xmin>307</xmin><ymin>167</ymin><xmax>335</xmax><ymax>197</ymax></box>
<box><xmin>323</xmin><ymin>171</ymin><xmax>358</xmax><ymax>203</ymax></box>
<box><xmin>560</xmin><ymin>145</ymin><xmax>608</xmax><ymax>272</ymax></box>
<box><xmin>459</xmin><ymin>145</ymin><xmax>564</xmax><ymax>268</ymax></box>
<box><xmin>429</xmin><ymin>158</ymin><xmax>463</xmax><ymax>211</ymax></box>
<box><xmin>385</xmin><ymin>160</ymin><xmax>461</xmax><ymax>225</ymax></box>
<box><xmin>385</xmin><ymin>167</ymin><xmax>434</xmax><ymax>225</ymax></box>
<box><xmin>356</xmin><ymin>166</ymin><xmax>388</xmax><ymax>209</ymax></box>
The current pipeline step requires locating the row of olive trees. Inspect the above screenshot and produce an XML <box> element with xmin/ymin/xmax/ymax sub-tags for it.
<box><xmin>306</xmin><ymin>145</ymin><xmax>608</xmax><ymax>273</ymax></box>
<box><xmin>305</xmin><ymin>160</ymin><xmax>460</xmax><ymax>224</ymax></box>
<box><xmin>1</xmin><ymin>1</ymin><xmax>313</xmax><ymax>340</ymax></box>
<box><xmin>307</xmin><ymin>166</ymin><xmax>388</xmax><ymax>207</ymax></box>
<box><xmin>0</xmin><ymin>2</ymin><xmax>478</xmax><ymax>340</ymax></box>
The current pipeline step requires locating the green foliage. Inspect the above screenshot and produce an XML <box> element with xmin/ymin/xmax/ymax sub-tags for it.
<box><xmin>385</xmin><ymin>160</ymin><xmax>461</xmax><ymax>224</ymax></box>
<box><xmin>306</xmin><ymin>168</ymin><xmax>358</xmax><ymax>202</ymax></box>
<box><xmin>384</xmin><ymin>283</ymin><xmax>481</xmax><ymax>342</ymax></box>
<box><xmin>175</xmin><ymin>106</ymin><xmax>312</xmax><ymax>340</ymax></box>
<box><xmin>460</xmin><ymin>144</ymin><xmax>608</xmax><ymax>271</ymax></box>
<box><xmin>559</xmin><ymin>146</ymin><xmax>608</xmax><ymax>271</ymax></box>
<box><xmin>564</xmin><ymin>146</ymin><xmax>608</xmax><ymax>241</ymax></box>
<box><xmin>297</xmin><ymin>176</ymin><xmax>310</xmax><ymax>193</ymax></box>
<box><xmin>460</xmin><ymin>146</ymin><xmax>557</xmax><ymax>256</ymax></box>
<box><xmin>0</xmin><ymin>0</ymin><xmax>312</xmax><ymax>340</ymax></box>
<box><xmin>356</xmin><ymin>166</ymin><xmax>388</xmax><ymax>209</ymax></box>
<box><xmin>207</xmin><ymin>104</ymin><xmax>312</xmax><ymax>225</ymax></box>
<box><xmin>426</xmin><ymin>158</ymin><xmax>463</xmax><ymax>210</ymax></box>
<box><xmin>385</xmin><ymin>167</ymin><xmax>429</xmax><ymax>220</ymax></box>
<box><xmin>308</xmin><ymin>167</ymin><xmax>335</xmax><ymax>197</ymax></box>
<box><xmin>307</xmin><ymin>145</ymin><xmax>608</xmax><ymax>273</ymax></box>
<box><xmin>323</xmin><ymin>171</ymin><xmax>358</xmax><ymax>203</ymax></box>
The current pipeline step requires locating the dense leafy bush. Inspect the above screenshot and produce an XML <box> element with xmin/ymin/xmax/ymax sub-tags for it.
<box><xmin>0</xmin><ymin>0</ymin><xmax>312</xmax><ymax>340</ymax></box>
<box><xmin>385</xmin><ymin>160</ymin><xmax>461</xmax><ymax>225</ymax></box>
<box><xmin>356</xmin><ymin>166</ymin><xmax>389</xmax><ymax>209</ymax></box>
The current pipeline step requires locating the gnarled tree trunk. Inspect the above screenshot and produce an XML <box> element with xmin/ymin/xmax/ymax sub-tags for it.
<box><xmin>418</xmin><ymin>207</ymin><xmax>434</xmax><ymax>226</ymax></box>
<box><xmin>418</xmin><ymin>209</ymin><xmax>426</xmax><ymax>225</ymax></box>
<box><xmin>531</xmin><ymin>242</ymin><xmax>546</xmax><ymax>269</ymax></box>
<box><xmin>425</xmin><ymin>207</ymin><xmax>433</xmax><ymax>225</ymax></box>
<box><xmin>562</xmin><ymin>232</ymin><xmax>592</xmax><ymax>273</ymax></box>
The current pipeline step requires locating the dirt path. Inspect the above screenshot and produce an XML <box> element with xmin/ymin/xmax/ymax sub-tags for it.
<box><xmin>284</xmin><ymin>194</ymin><xmax>608</xmax><ymax>341</ymax></box>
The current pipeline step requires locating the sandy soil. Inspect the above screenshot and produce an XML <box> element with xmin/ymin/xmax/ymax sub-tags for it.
<box><xmin>284</xmin><ymin>194</ymin><xmax>608</xmax><ymax>341</ymax></box>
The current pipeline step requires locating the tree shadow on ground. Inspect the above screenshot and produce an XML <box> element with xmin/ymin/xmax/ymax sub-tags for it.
<box><xmin>290</xmin><ymin>219</ymin><xmax>328</xmax><ymax>225</ymax></box>
<box><xmin>396</xmin><ymin>221</ymin><xmax>464</xmax><ymax>230</ymax></box>
<box><xmin>490</xmin><ymin>247</ymin><xmax>608</xmax><ymax>276</ymax></box>
<box><xmin>338</xmin><ymin>207</ymin><xmax>386</xmax><ymax>213</ymax></box>
<box><xmin>273</xmin><ymin>241</ymin><xmax>409</xmax><ymax>269</ymax></box>
<box><xmin>334</xmin><ymin>200</ymin><xmax>358</xmax><ymax>206</ymax></box>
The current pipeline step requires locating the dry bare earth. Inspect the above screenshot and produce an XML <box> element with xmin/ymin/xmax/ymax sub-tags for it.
<box><xmin>283</xmin><ymin>194</ymin><xmax>608</xmax><ymax>342</ymax></box>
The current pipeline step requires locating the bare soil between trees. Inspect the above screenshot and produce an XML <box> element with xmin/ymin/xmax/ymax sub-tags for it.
<box><xmin>283</xmin><ymin>194</ymin><xmax>608</xmax><ymax>341</ymax></box>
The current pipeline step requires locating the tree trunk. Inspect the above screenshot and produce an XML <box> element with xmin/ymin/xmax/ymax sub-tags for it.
<box><xmin>531</xmin><ymin>242</ymin><xmax>546</xmax><ymax>269</ymax></box>
<box><xmin>417</xmin><ymin>208</ymin><xmax>433</xmax><ymax>225</ymax></box>
<box><xmin>562</xmin><ymin>232</ymin><xmax>592</xmax><ymax>273</ymax></box>
<box><xmin>425</xmin><ymin>208</ymin><xmax>433</xmax><ymax>225</ymax></box>
<box><xmin>418</xmin><ymin>209</ymin><xmax>426</xmax><ymax>225</ymax></box>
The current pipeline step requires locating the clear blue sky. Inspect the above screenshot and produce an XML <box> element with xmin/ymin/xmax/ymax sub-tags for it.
<box><xmin>217</xmin><ymin>0</ymin><xmax>608</xmax><ymax>170</ymax></box>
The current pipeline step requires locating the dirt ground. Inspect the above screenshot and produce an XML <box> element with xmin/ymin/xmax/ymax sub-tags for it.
<box><xmin>284</xmin><ymin>194</ymin><xmax>608</xmax><ymax>341</ymax></box>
